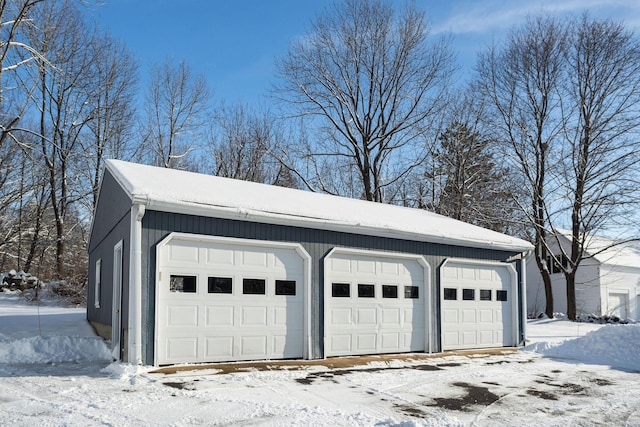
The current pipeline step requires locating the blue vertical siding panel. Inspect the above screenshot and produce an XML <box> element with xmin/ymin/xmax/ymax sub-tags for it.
<box><xmin>87</xmin><ymin>170</ymin><xmax>134</xmax><ymax>341</ymax></box>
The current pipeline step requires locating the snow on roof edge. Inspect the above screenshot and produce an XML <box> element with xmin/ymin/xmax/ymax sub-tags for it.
<box><xmin>104</xmin><ymin>159</ymin><xmax>533</xmax><ymax>253</ymax></box>
<box><xmin>146</xmin><ymin>198</ymin><xmax>530</xmax><ymax>252</ymax></box>
<box><xmin>544</xmin><ymin>229</ymin><xmax>640</xmax><ymax>269</ymax></box>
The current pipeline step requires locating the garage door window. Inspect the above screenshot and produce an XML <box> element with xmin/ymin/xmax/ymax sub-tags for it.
<box><xmin>496</xmin><ymin>290</ymin><xmax>508</xmax><ymax>301</ymax></box>
<box><xmin>463</xmin><ymin>289</ymin><xmax>475</xmax><ymax>300</ymax></box>
<box><xmin>275</xmin><ymin>280</ymin><xmax>296</xmax><ymax>296</ymax></box>
<box><xmin>358</xmin><ymin>284</ymin><xmax>375</xmax><ymax>298</ymax></box>
<box><xmin>382</xmin><ymin>285</ymin><xmax>398</xmax><ymax>298</ymax></box>
<box><xmin>444</xmin><ymin>288</ymin><xmax>457</xmax><ymax>300</ymax></box>
<box><xmin>332</xmin><ymin>283</ymin><xmax>350</xmax><ymax>297</ymax></box>
<box><xmin>404</xmin><ymin>286</ymin><xmax>419</xmax><ymax>299</ymax></box>
<box><xmin>170</xmin><ymin>275</ymin><xmax>196</xmax><ymax>293</ymax></box>
<box><xmin>208</xmin><ymin>277</ymin><xmax>232</xmax><ymax>294</ymax></box>
<box><xmin>243</xmin><ymin>278</ymin><xmax>266</xmax><ymax>295</ymax></box>
<box><xmin>480</xmin><ymin>289</ymin><xmax>492</xmax><ymax>301</ymax></box>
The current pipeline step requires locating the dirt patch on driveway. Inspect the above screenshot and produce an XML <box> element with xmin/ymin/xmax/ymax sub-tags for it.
<box><xmin>151</xmin><ymin>348</ymin><xmax>518</xmax><ymax>375</ymax></box>
<box><xmin>424</xmin><ymin>382</ymin><xmax>500</xmax><ymax>412</ymax></box>
<box><xmin>294</xmin><ymin>363</ymin><xmax>442</xmax><ymax>385</ymax></box>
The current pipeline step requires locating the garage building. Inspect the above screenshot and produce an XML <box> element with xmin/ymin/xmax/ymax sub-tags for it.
<box><xmin>87</xmin><ymin>160</ymin><xmax>532</xmax><ymax>366</ymax></box>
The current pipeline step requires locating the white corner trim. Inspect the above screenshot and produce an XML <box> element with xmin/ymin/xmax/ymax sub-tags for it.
<box><xmin>128</xmin><ymin>203</ymin><xmax>145</xmax><ymax>365</ymax></box>
<box><xmin>112</xmin><ymin>240</ymin><xmax>124</xmax><ymax>361</ymax></box>
<box><xmin>521</xmin><ymin>254</ymin><xmax>528</xmax><ymax>345</ymax></box>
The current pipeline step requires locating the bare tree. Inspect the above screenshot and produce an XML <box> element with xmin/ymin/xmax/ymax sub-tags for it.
<box><xmin>555</xmin><ymin>15</ymin><xmax>640</xmax><ymax>320</ymax></box>
<box><xmin>141</xmin><ymin>59</ymin><xmax>210</xmax><ymax>169</ymax></box>
<box><xmin>25</xmin><ymin>0</ymin><xmax>95</xmax><ymax>279</ymax></box>
<box><xmin>82</xmin><ymin>32</ymin><xmax>138</xmax><ymax>209</ymax></box>
<box><xmin>275</xmin><ymin>0</ymin><xmax>455</xmax><ymax>202</ymax></box>
<box><xmin>0</xmin><ymin>0</ymin><xmax>54</xmax><ymax>274</ymax></box>
<box><xmin>0</xmin><ymin>0</ymin><xmax>47</xmax><ymax>148</ymax></box>
<box><xmin>0</xmin><ymin>0</ymin><xmax>49</xmax><ymax>254</ymax></box>
<box><xmin>19</xmin><ymin>166</ymin><xmax>48</xmax><ymax>274</ymax></box>
<box><xmin>0</xmin><ymin>1</ymin><xmax>137</xmax><ymax>285</ymax></box>
<box><xmin>208</xmin><ymin>103</ymin><xmax>289</xmax><ymax>185</ymax></box>
<box><xmin>476</xmin><ymin>15</ymin><xmax>567</xmax><ymax>318</ymax></box>
<box><xmin>0</xmin><ymin>137</ymin><xmax>23</xmax><ymax>268</ymax></box>
<box><xmin>478</xmin><ymin>13</ymin><xmax>640</xmax><ymax>320</ymax></box>
<box><xmin>4</xmin><ymin>138</ymin><xmax>49</xmax><ymax>275</ymax></box>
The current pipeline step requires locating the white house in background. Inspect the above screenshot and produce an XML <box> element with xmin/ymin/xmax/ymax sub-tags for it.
<box><xmin>527</xmin><ymin>232</ymin><xmax>640</xmax><ymax>320</ymax></box>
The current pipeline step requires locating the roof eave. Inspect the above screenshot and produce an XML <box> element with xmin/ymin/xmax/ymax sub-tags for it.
<box><xmin>142</xmin><ymin>198</ymin><xmax>533</xmax><ymax>253</ymax></box>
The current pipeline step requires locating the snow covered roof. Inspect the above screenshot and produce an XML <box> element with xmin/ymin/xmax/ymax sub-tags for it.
<box><xmin>585</xmin><ymin>235</ymin><xmax>640</xmax><ymax>269</ymax></box>
<box><xmin>555</xmin><ymin>230</ymin><xmax>640</xmax><ymax>269</ymax></box>
<box><xmin>104</xmin><ymin>159</ymin><xmax>533</xmax><ymax>252</ymax></box>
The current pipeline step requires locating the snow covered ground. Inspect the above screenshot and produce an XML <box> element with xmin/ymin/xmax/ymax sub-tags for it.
<box><xmin>1</xmin><ymin>288</ymin><xmax>639</xmax><ymax>426</ymax></box>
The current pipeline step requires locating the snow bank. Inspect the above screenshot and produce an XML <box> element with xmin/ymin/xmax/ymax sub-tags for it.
<box><xmin>100</xmin><ymin>362</ymin><xmax>155</xmax><ymax>386</ymax></box>
<box><xmin>527</xmin><ymin>324</ymin><xmax>640</xmax><ymax>371</ymax></box>
<box><xmin>0</xmin><ymin>289</ymin><xmax>110</xmax><ymax>364</ymax></box>
<box><xmin>0</xmin><ymin>335</ymin><xmax>111</xmax><ymax>364</ymax></box>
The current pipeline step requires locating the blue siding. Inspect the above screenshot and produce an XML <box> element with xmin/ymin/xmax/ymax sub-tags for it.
<box><xmin>88</xmin><ymin>172</ymin><xmax>132</xmax><ymax>252</ymax></box>
<box><xmin>87</xmin><ymin>170</ymin><xmax>133</xmax><ymax>348</ymax></box>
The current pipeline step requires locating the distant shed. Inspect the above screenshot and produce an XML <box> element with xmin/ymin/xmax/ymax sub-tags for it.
<box><xmin>88</xmin><ymin>159</ymin><xmax>533</xmax><ymax>366</ymax></box>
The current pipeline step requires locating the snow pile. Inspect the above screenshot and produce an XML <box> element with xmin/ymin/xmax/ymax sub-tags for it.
<box><xmin>0</xmin><ymin>335</ymin><xmax>111</xmax><ymax>364</ymax></box>
<box><xmin>0</xmin><ymin>288</ymin><xmax>111</xmax><ymax>364</ymax></box>
<box><xmin>527</xmin><ymin>324</ymin><xmax>640</xmax><ymax>371</ymax></box>
<box><xmin>101</xmin><ymin>362</ymin><xmax>154</xmax><ymax>386</ymax></box>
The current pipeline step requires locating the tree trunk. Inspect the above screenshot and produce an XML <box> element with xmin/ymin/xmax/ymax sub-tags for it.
<box><xmin>55</xmin><ymin>232</ymin><xmax>64</xmax><ymax>279</ymax></box>
<box><xmin>534</xmin><ymin>249</ymin><xmax>554</xmax><ymax>318</ymax></box>
<box><xmin>566</xmin><ymin>272</ymin><xmax>577</xmax><ymax>320</ymax></box>
<box><xmin>542</xmin><ymin>265</ymin><xmax>554</xmax><ymax>317</ymax></box>
<box><xmin>534</xmin><ymin>167</ymin><xmax>553</xmax><ymax>318</ymax></box>
<box><xmin>23</xmin><ymin>191</ymin><xmax>45</xmax><ymax>273</ymax></box>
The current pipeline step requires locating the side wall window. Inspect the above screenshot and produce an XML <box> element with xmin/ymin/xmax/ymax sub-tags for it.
<box><xmin>94</xmin><ymin>259</ymin><xmax>102</xmax><ymax>308</ymax></box>
<box><xmin>547</xmin><ymin>255</ymin><xmax>568</xmax><ymax>274</ymax></box>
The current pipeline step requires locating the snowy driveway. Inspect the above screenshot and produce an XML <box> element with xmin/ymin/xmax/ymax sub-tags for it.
<box><xmin>145</xmin><ymin>351</ymin><xmax>640</xmax><ymax>426</ymax></box>
<box><xmin>1</xmin><ymin>290</ymin><xmax>640</xmax><ymax>426</ymax></box>
<box><xmin>2</xmin><ymin>350</ymin><xmax>639</xmax><ymax>426</ymax></box>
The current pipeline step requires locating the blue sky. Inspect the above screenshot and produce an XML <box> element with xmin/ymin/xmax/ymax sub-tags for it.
<box><xmin>86</xmin><ymin>0</ymin><xmax>640</xmax><ymax>107</ymax></box>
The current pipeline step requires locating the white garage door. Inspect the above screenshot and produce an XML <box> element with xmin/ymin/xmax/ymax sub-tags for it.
<box><xmin>155</xmin><ymin>233</ymin><xmax>309</xmax><ymax>365</ymax></box>
<box><xmin>440</xmin><ymin>259</ymin><xmax>517</xmax><ymax>351</ymax></box>
<box><xmin>324</xmin><ymin>249</ymin><xmax>429</xmax><ymax>357</ymax></box>
<box><xmin>607</xmin><ymin>292</ymin><xmax>628</xmax><ymax>318</ymax></box>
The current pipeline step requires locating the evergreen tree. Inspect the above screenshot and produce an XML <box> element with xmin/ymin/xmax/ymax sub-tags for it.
<box><xmin>437</xmin><ymin>121</ymin><xmax>517</xmax><ymax>233</ymax></box>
